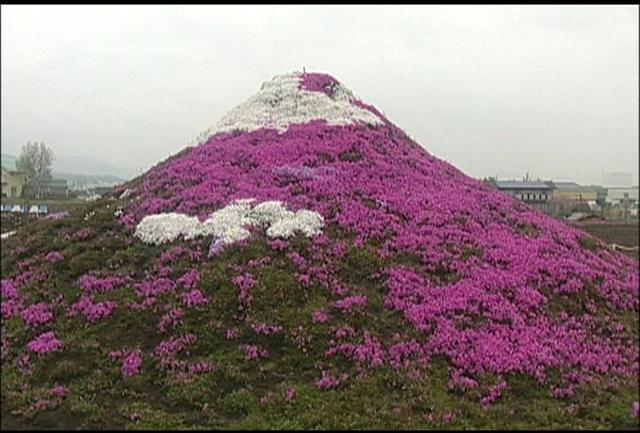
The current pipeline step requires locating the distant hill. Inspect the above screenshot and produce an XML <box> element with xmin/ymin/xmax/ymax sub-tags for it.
<box><xmin>1</xmin><ymin>153</ymin><xmax>18</xmax><ymax>170</ymax></box>
<box><xmin>2</xmin><ymin>152</ymin><xmax>128</xmax><ymax>190</ymax></box>
<box><xmin>51</xmin><ymin>153</ymin><xmax>136</xmax><ymax>179</ymax></box>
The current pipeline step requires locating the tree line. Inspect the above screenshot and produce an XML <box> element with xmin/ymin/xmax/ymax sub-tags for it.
<box><xmin>14</xmin><ymin>141</ymin><xmax>55</xmax><ymax>199</ymax></box>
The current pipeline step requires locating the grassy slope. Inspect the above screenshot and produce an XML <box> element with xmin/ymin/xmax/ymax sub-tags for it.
<box><xmin>1</xmin><ymin>194</ymin><xmax>639</xmax><ymax>430</ymax></box>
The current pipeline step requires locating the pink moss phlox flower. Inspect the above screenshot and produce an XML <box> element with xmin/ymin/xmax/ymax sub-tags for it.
<box><xmin>49</xmin><ymin>385</ymin><xmax>67</xmax><ymax>397</ymax></box>
<box><xmin>268</xmin><ymin>239</ymin><xmax>289</xmax><ymax>251</ymax></box>
<box><xmin>188</xmin><ymin>361</ymin><xmax>213</xmax><ymax>375</ymax></box>
<box><xmin>442</xmin><ymin>411</ymin><xmax>457</xmax><ymax>423</ymax></box>
<box><xmin>298</xmin><ymin>273</ymin><xmax>312</xmax><ymax>286</ymax></box>
<box><xmin>1</xmin><ymin>298</ymin><xmax>23</xmax><ymax>319</ymax></box>
<box><xmin>159</xmin><ymin>246</ymin><xmax>186</xmax><ymax>264</ymax></box>
<box><xmin>68</xmin><ymin>228</ymin><xmax>91</xmax><ymax>241</ymax></box>
<box><xmin>177</xmin><ymin>269</ymin><xmax>200</xmax><ymax>289</ymax></box>
<box><xmin>70</xmin><ymin>296</ymin><xmax>117</xmax><ymax>322</ymax></box>
<box><xmin>448</xmin><ymin>369</ymin><xmax>479</xmax><ymax>391</ymax></box>
<box><xmin>27</xmin><ymin>331</ymin><xmax>63</xmax><ymax>355</ymax></box>
<box><xmin>481</xmin><ymin>381</ymin><xmax>508</xmax><ymax>407</ymax></box>
<box><xmin>128</xmin><ymin>296</ymin><xmax>157</xmax><ymax>311</ymax></box>
<box><xmin>155</xmin><ymin>265</ymin><xmax>173</xmax><ymax>277</ymax></box>
<box><xmin>31</xmin><ymin>399</ymin><xmax>52</xmax><ymax>411</ymax></box>
<box><xmin>283</xmin><ymin>387</ymin><xmax>296</xmax><ymax>402</ymax></box>
<box><xmin>233</xmin><ymin>273</ymin><xmax>256</xmax><ymax>307</ymax></box>
<box><xmin>299</xmin><ymin>72</ymin><xmax>341</xmax><ymax>96</ymax></box>
<box><xmin>21</xmin><ymin>302</ymin><xmax>53</xmax><ymax>327</ymax></box>
<box><xmin>78</xmin><ymin>273</ymin><xmax>129</xmax><ymax>294</ymax></box>
<box><xmin>335</xmin><ymin>326</ymin><xmax>355</xmax><ymax>338</ymax></box>
<box><xmin>157</xmin><ymin>307</ymin><xmax>184</xmax><ymax>332</ymax></box>
<box><xmin>388</xmin><ymin>340</ymin><xmax>427</xmax><ymax>369</ymax></box>
<box><xmin>248</xmin><ymin>257</ymin><xmax>271</xmax><ymax>268</ymax></box>
<box><xmin>1</xmin><ymin>279</ymin><xmax>19</xmax><ymax>299</ymax></box>
<box><xmin>122</xmin><ymin>350</ymin><xmax>143</xmax><ymax>377</ymax></box>
<box><xmin>181</xmin><ymin>289</ymin><xmax>209</xmax><ymax>308</ymax></box>
<box><xmin>331</xmin><ymin>295</ymin><xmax>367</xmax><ymax>311</ymax></box>
<box><xmin>135</xmin><ymin>277</ymin><xmax>175</xmax><ymax>298</ymax></box>
<box><xmin>239</xmin><ymin>344</ymin><xmax>269</xmax><ymax>361</ymax></box>
<box><xmin>312</xmin><ymin>309</ymin><xmax>330</xmax><ymax>323</ymax></box>
<box><xmin>315</xmin><ymin>371</ymin><xmax>347</xmax><ymax>389</ymax></box>
<box><xmin>325</xmin><ymin>331</ymin><xmax>385</xmax><ymax>368</ymax></box>
<box><xmin>1</xmin><ymin>279</ymin><xmax>23</xmax><ymax>318</ymax></box>
<box><xmin>45</xmin><ymin>251</ymin><xmax>64</xmax><ymax>264</ymax></box>
<box><xmin>154</xmin><ymin>334</ymin><xmax>197</xmax><ymax>359</ymax></box>
<box><xmin>251</xmin><ymin>322</ymin><xmax>283</xmax><ymax>335</ymax></box>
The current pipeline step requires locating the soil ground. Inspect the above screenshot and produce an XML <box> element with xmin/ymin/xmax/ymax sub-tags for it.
<box><xmin>573</xmin><ymin>221</ymin><xmax>639</xmax><ymax>260</ymax></box>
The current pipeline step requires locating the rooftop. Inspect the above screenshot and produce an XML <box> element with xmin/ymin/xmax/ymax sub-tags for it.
<box><xmin>494</xmin><ymin>180</ymin><xmax>554</xmax><ymax>190</ymax></box>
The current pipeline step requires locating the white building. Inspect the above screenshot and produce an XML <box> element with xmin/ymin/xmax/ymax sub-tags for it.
<box><xmin>605</xmin><ymin>186</ymin><xmax>639</xmax><ymax>206</ymax></box>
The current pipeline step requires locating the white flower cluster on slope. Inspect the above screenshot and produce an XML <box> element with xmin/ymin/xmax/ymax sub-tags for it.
<box><xmin>191</xmin><ymin>72</ymin><xmax>382</xmax><ymax>145</ymax></box>
<box><xmin>134</xmin><ymin>199</ymin><xmax>324</xmax><ymax>246</ymax></box>
<box><xmin>119</xmin><ymin>188</ymin><xmax>132</xmax><ymax>199</ymax></box>
<box><xmin>1</xmin><ymin>231</ymin><xmax>16</xmax><ymax>240</ymax></box>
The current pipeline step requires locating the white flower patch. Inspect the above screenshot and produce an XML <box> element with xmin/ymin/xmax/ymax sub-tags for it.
<box><xmin>201</xmin><ymin>198</ymin><xmax>254</xmax><ymax>240</ymax></box>
<box><xmin>1</xmin><ymin>231</ymin><xmax>16</xmax><ymax>240</ymax></box>
<box><xmin>250</xmin><ymin>200</ymin><xmax>296</xmax><ymax>227</ymax></box>
<box><xmin>191</xmin><ymin>72</ymin><xmax>383</xmax><ymax>145</ymax></box>
<box><xmin>119</xmin><ymin>189</ymin><xmax>132</xmax><ymax>199</ymax></box>
<box><xmin>134</xmin><ymin>199</ymin><xmax>324</xmax><ymax>246</ymax></box>
<box><xmin>267</xmin><ymin>209</ymin><xmax>324</xmax><ymax>238</ymax></box>
<box><xmin>134</xmin><ymin>213</ymin><xmax>205</xmax><ymax>245</ymax></box>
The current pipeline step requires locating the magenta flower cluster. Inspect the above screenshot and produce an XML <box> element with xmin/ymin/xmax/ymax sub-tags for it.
<box><xmin>122</xmin><ymin>350</ymin><xmax>143</xmax><ymax>377</ymax></box>
<box><xmin>109</xmin><ymin>349</ymin><xmax>143</xmax><ymax>377</ymax></box>
<box><xmin>21</xmin><ymin>303</ymin><xmax>53</xmax><ymax>328</ymax></box>
<box><xmin>239</xmin><ymin>344</ymin><xmax>269</xmax><ymax>361</ymax></box>
<box><xmin>233</xmin><ymin>273</ymin><xmax>256</xmax><ymax>308</ymax></box>
<box><xmin>78</xmin><ymin>273</ymin><xmax>130</xmax><ymax>294</ymax></box>
<box><xmin>45</xmin><ymin>251</ymin><xmax>64</xmax><ymax>264</ymax></box>
<box><xmin>27</xmin><ymin>332</ymin><xmax>63</xmax><ymax>355</ymax></box>
<box><xmin>251</xmin><ymin>322</ymin><xmax>283</xmax><ymax>335</ymax></box>
<box><xmin>181</xmin><ymin>289</ymin><xmax>209</xmax><ymax>308</ymax></box>
<box><xmin>330</xmin><ymin>295</ymin><xmax>368</xmax><ymax>311</ymax></box>
<box><xmin>314</xmin><ymin>371</ymin><xmax>347</xmax><ymax>389</ymax></box>
<box><xmin>70</xmin><ymin>296</ymin><xmax>117</xmax><ymax>323</ymax></box>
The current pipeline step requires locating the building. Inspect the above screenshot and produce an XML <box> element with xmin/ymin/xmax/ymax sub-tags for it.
<box><xmin>1</xmin><ymin>167</ymin><xmax>28</xmax><ymax>198</ymax></box>
<box><xmin>90</xmin><ymin>186</ymin><xmax>114</xmax><ymax>196</ymax></box>
<box><xmin>493</xmin><ymin>180</ymin><xmax>556</xmax><ymax>212</ymax></box>
<box><xmin>606</xmin><ymin>186</ymin><xmax>639</xmax><ymax>206</ymax></box>
<box><xmin>552</xmin><ymin>182</ymin><xmax>599</xmax><ymax>202</ymax></box>
<box><xmin>603</xmin><ymin>186</ymin><xmax>639</xmax><ymax>219</ymax></box>
<box><xmin>23</xmin><ymin>179</ymin><xmax>70</xmax><ymax>199</ymax></box>
<box><xmin>494</xmin><ymin>180</ymin><xmax>555</xmax><ymax>202</ymax></box>
<box><xmin>39</xmin><ymin>179</ymin><xmax>70</xmax><ymax>198</ymax></box>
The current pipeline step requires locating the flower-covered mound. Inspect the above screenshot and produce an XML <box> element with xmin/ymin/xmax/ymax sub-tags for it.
<box><xmin>1</xmin><ymin>71</ymin><xmax>638</xmax><ymax>429</ymax></box>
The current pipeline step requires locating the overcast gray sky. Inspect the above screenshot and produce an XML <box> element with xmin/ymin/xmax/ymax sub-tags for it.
<box><xmin>2</xmin><ymin>5</ymin><xmax>638</xmax><ymax>184</ymax></box>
